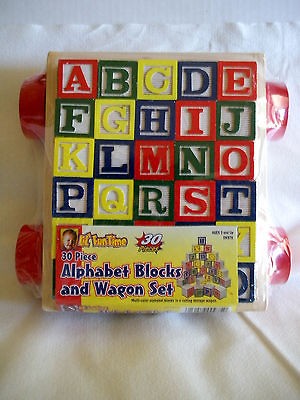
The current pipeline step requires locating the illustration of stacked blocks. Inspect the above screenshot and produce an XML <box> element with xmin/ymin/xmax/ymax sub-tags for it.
<box><xmin>177</xmin><ymin>236</ymin><xmax>231</xmax><ymax>299</ymax></box>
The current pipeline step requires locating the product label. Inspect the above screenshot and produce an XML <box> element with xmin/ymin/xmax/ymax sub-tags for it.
<box><xmin>55</xmin><ymin>225</ymin><xmax>238</xmax><ymax>312</ymax></box>
<box><xmin>49</xmin><ymin>54</ymin><xmax>262</xmax><ymax>312</ymax></box>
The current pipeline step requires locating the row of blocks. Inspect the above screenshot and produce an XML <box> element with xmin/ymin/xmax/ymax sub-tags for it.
<box><xmin>180</xmin><ymin>283</ymin><xmax>227</xmax><ymax>300</ymax></box>
<box><xmin>53</xmin><ymin>139</ymin><xmax>255</xmax><ymax>180</ymax></box>
<box><xmin>52</xmin><ymin>178</ymin><xmax>256</xmax><ymax>222</ymax></box>
<box><xmin>57</xmin><ymin>59</ymin><xmax>257</xmax><ymax>101</ymax></box>
<box><xmin>55</xmin><ymin>99</ymin><xmax>256</xmax><ymax>141</ymax></box>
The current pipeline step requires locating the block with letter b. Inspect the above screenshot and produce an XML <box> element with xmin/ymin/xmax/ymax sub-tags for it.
<box><xmin>98</xmin><ymin>60</ymin><xmax>137</xmax><ymax>99</ymax></box>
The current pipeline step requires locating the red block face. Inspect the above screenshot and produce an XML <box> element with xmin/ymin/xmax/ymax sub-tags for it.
<box><xmin>218</xmin><ymin>61</ymin><xmax>257</xmax><ymax>101</ymax></box>
<box><xmin>57</xmin><ymin>60</ymin><xmax>98</xmax><ymax>98</ymax></box>
<box><xmin>175</xmin><ymin>101</ymin><xmax>216</xmax><ymax>141</ymax></box>
<box><xmin>174</xmin><ymin>181</ymin><xmax>216</xmax><ymax>223</ymax></box>
<box><xmin>134</xmin><ymin>141</ymin><xmax>174</xmax><ymax>180</ymax></box>
<box><xmin>215</xmin><ymin>141</ymin><xmax>254</xmax><ymax>180</ymax></box>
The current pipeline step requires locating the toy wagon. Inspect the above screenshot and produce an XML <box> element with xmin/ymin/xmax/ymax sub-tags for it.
<box><xmin>16</xmin><ymin>52</ymin><xmax>291</xmax><ymax>312</ymax></box>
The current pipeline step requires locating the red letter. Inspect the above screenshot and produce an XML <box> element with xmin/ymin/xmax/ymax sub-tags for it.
<box><xmin>184</xmin><ymin>188</ymin><xmax>208</xmax><ymax>215</ymax></box>
<box><xmin>225</xmin><ymin>68</ymin><xmax>251</xmax><ymax>95</ymax></box>
<box><xmin>187</xmin><ymin>108</ymin><xmax>204</xmax><ymax>134</ymax></box>
<box><xmin>222</xmin><ymin>147</ymin><xmax>248</xmax><ymax>174</ymax></box>
<box><xmin>141</xmin><ymin>146</ymin><xmax>169</xmax><ymax>174</ymax></box>
<box><xmin>64</xmin><ymin>65</ymin><xmax>91</xmax><ymax>92</ymax></box>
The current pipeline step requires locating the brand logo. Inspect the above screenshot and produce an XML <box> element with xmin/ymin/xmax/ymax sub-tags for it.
<box><xmin>136</xmin><ymin>232</ymin><xmax>164</xmax><ymax>253</ymax></box>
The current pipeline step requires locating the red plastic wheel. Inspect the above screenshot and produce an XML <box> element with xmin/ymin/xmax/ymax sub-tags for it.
<box><xmin>266</xmin><ymin>82</ymin><xmax>289</xmax><ymax>141</ymax></box>
<box><xmin>19</xmin><ymin>73</ymin><xmax>46</xmax><ymax>141</ymax></box>
<box><xmin>15</xmin><ymin>225</ymin><xmax>43</xmax><ymax>287</ymax></box>
<box><xmin>268</xmin><ymin>227</ymin><xmax>291</xmax><ymax>284</ymax></box>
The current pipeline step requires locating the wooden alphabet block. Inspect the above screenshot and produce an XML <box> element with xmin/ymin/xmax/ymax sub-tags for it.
<box><xmin>174</xmin><ymin>181</ymin><xmax>216</xmax><ymax>222</ymax></box>
<box><xmin>178</xmin><ymin>61</ymin><xmax>217</xmax><ymax>100</ymax></box>
<box><xmin>218</xmin><ymin>61</ymin><xmax>257</xmax><ymax>101</ymax></box>
<box><xmin>53</xmin><ymin>138</ymin><xmax>94</xmax><ymax>178</ymax></box>
<box><xmin>98</xmin><ymin>60</ymin><xmax>137</xmax><ymax>99</ymax></box>
<box><xmin>134</xmin><ymin>181</ymin><xmax>174</xmax><ymax>222</ymax></box>
<box><xmin>94</xmin><ymin>99</ymin><xmax>135</xmax><ymax>140</ymax></box>
<box><xmin>216</xmin><ymin>181</ymin><xmax>256</xmax><ymax>221</ymax></box>
<box><xmin>175</xmin><ymin>101</ymin><xmax>216</xmax><ymax>141</ymax></box>
<box><xmin>217</xmin><ymin>101</ymin><xmax>255</xmax><ymax>141</ymax></box>
<box><xmin>94</xmin><ymin>140</ymin><xmax>134</xmax><ymax>179</ymax></box>
<box><xmin>58</xmin><ymin>59</ymin><xmax>98</xmax><ymax>98</ymax></box>
<box><xmin>93</xmin><ymin>179</ymin><xmax>134</xmax><ymax>221</ymax></box>
<box><xmin>52</xmin><ymin>177</ymin><xmax>93</xmax><ymax>218</ymax></box>
<box><xmin>137</xmin><ymin>59</ymin><xmax>177</xmax><ymax>100</ymax></box>
<box><xmin>55</xmin><ymin>99</ymin><xmax>94</xmax><ymax>137</ymax></box>
<box><xmin>134</xmin><ymin>141</ymin><xmax>174</xmax><ymax>180</ymax></box>
<box><xmin>215</xmin><ymin>141</ymin><xmax>254</xmax><ymax>180</ymax></box>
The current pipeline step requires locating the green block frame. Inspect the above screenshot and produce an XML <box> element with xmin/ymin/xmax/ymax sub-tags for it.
<box><xmin>216</xmin><ymin>101</ymin><xmax>256</xmax><ymax>141</ymax></box>
<box><xmin>55</xmin><ymin>99</ymin><xmax>95</xmax><ymax>138</ymax></box>
<box><xmin>98</xmin><ymin>60</ymin><xmax>138</xmax><ymax>99</ymax></box>
<box><xmin>175</xmin><ymin>141</ymin><xmax>215</xmax><ymax>180</ymax></box>
<box><xmin>134</xmin><ymin>181</ymin><xmax>174</xmax><ymax>222</ymax></box>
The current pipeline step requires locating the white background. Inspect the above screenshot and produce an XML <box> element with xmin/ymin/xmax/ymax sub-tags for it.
<box><xmin>1</xmin><ymin>2</ymin><xmax>300</xmax><ymax>400</ymax></box>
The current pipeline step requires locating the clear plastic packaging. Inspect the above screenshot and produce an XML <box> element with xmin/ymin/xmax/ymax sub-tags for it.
<box><xmin>16</xmin><ymin>52</ymin><xmax>291</xmax><ymax>313</ymax></box>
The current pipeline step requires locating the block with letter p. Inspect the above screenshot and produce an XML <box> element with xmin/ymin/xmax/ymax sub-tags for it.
<box><xmin>52</xmin><ymin>178</ymin><xmax>93</xmax><ymax>218</ymax></box>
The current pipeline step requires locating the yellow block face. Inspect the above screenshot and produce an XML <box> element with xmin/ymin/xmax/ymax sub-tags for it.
<box><xmin>137</xmin><ymin>59</ymin><xmax>178</xmax><ymax>100</ymax></box>
<box><xmin>94</xmin><ymin>99</ymin><xmax>135</xmax><ymax>140</ymax></box>
<box><xmin>53</xmin><ymin>138</ymin><xmax>95</xmax><ymax>177</ymax></box>
<box><xmin>93</xmin><ymin>179</ymin><xmax>134</xmax><ymax>220</ymax></box>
